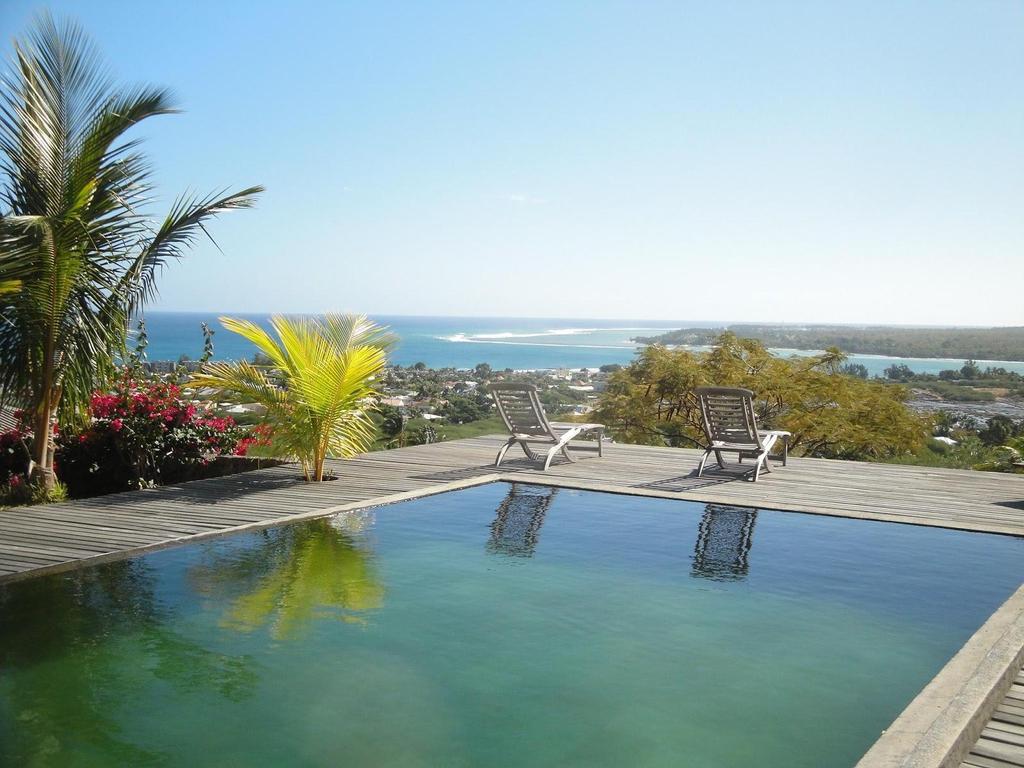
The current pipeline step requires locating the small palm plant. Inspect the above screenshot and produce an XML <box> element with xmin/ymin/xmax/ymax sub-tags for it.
<box><xmin>191</xmin><ymin>315</ymin><xmax>392</xmax><ymax>481</ymax></box>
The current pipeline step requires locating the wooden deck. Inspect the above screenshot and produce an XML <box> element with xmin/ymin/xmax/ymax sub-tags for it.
<box><xmin>1</xmin><ymin>434</ymin><xmax>1023</xmax><ymax>767</ymax></box>
<box><xmin>2</xmin><ymin>435</ymin><xmax>1022</xmax><ymax>582</ymax></box>
<box><xmin>963</xmin><ymin>664</ymin><xmax>1024</xmax><ymax>768</ymax></box>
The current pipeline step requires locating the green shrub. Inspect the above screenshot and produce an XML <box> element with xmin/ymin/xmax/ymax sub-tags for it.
<box><xmin>56</xmin><ymin>370</ymin><xmax>247</xmax><ymax>497</ymax></box>
<box><xmin>0</xmin><ymin>475</ymin><xmax>67</xmax><ymax>507</ymax></box>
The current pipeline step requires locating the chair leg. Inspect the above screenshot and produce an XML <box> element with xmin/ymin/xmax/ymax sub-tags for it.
<box><xmin>597</xmin><ymin>429</ymin><xmax>603</xmax><ymax>457</ymax></box>
<box><xmin>752</xmin><ymin>453</ymin><xmax>766</xmax><ymax>482</ymax></box>
<box><xmin>544</xmin><ymin>430</ymin><xmax>581</xmax><ymax>470</ymax></box>
<box><xmin>697</xmin><ymin>450</ymin><xmax>712</xmax><ymax>477</ymax></box>
<box><xmin>543</xmin><ymin>445</ymin><xmax>560</xmax><ymax>471</ymax></box>
<box><xmin>714</xmin><ymin>450</ymin><xmax>724</xmax><ymax>468</ymax></box>
<box><xmin>782</xmin><ymin>437</ymin><xmax>788</xmax><ymax>466</ymax></box>
<box><xmin>495</xmin><ymin>438</ymin><xmax>516</xmax><ymax>467</ymax></box>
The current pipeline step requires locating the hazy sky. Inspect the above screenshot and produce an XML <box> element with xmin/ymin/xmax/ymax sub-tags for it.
<box><xmin>2</xmin><ymin>1</ymin><xmax>1021</xmax><ymax>324</ymax></box>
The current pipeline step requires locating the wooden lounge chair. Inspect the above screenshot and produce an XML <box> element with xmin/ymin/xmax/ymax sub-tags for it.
<box><xmin>693</xmin><ymin>386</ymin><xmax>789</xmax><ymax>482</ymax></box>
<box><xmin>487</xmin><ymin>383</ymin><xmax>604</xmax><ymax>470</ymax></box>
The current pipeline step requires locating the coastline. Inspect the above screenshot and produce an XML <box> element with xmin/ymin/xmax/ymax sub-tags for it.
<box><xmin>135</xmin><ymin>312</ymin><xmax>1024</xmax><ymax>378</ymax></box>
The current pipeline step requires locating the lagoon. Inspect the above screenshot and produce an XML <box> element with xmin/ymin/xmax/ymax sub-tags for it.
<box><xmin>139</xmin><ymin>312</ymin><xmax>1024</xmax><ymax>377</ymax></box>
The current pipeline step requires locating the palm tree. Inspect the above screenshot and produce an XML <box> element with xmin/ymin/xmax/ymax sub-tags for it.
<box><xmin>191</xmin><ymin>315</ymin><xmax>392</xmax><ymax>481</ymax></box>
<box><xmin>0</xmin><ymin>15</ymin><xmax>262</xmax><ymax>488</ymax></box>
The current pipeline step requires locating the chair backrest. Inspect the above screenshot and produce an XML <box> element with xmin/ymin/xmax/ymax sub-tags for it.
<box><xmin>487</xmin><ymin>383</ymin><xmax>553</xmax><ymax>437</ymax></box>
<box><xmin>693</xmin><ymin>387</ymin><xmax>762</xmax><ymax>448</ymax></box>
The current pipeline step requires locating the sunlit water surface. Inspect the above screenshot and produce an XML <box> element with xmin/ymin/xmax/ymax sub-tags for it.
<box><xmin>1</xmin><ymin>483</ymin><xmax>1021</xmax><ymax>767</ymax></box>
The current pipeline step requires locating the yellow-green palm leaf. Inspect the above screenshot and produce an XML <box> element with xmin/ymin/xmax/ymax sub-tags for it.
<box><xmin>191</xmin><ymin>314</ymin><xmax>392</xmax><ymax>480</ymax></box>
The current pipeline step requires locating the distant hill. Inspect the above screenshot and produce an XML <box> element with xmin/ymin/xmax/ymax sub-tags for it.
<box><xmin>633</xmin><ymin>325</ymin><xmax>1024</xmax><ymax>362</ymax></box>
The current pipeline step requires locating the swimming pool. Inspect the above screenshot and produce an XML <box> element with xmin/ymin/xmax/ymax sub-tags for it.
<box><xmin>1</xmin><ymin>482</ymin><xmax>1021</xmax><ymax>767</ymax></box>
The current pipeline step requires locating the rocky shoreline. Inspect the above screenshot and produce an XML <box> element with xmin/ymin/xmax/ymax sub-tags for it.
<box><xmin>906</xmin><ymin>392</ymin><xmax>1024</xmax><ymax>423</ymax></box>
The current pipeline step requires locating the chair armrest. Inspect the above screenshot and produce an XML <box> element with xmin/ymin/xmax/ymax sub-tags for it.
<box><xmin>551</xmin><ymin>422</ymin><xmax>604</xmax><ymax>431</ymax></box>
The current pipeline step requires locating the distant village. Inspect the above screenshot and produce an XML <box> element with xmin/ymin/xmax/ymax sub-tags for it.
<box><xmin>135</xmin><ymin>358</ymin><xmax>620</xmax><ymax>447</ymax></box>
<box><xmin>375</xmin><ymin>362</ymin><xmax>617</xmax><ymax>424</ymax></box>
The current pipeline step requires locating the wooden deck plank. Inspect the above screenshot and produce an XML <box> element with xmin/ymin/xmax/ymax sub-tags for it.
<box><xmin>966</xmin><ymin>666</ymin><xmax>1024</xmax><ymax>768</ymax></box>
<box><xmin>1</xmin><ymin>436</ymin><xmax>1022</xmax><ymax>585</ymax></box>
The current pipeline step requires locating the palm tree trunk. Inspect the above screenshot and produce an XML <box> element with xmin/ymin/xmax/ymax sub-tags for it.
<box><xmin>30</xmin><ymin>403</ymin><xmax>56</xmax><ymax>490</ymax></box>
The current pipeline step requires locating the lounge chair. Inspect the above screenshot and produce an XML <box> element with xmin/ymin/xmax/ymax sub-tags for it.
<box><xmin>693</xmin><ymin>386</ymin><xmax>789</xmax><ymax>482</ymax></box>
<box><xmin>487</xmin><ymin>383</ymin><xmax>604</xmax><ymax>470</ymax></box>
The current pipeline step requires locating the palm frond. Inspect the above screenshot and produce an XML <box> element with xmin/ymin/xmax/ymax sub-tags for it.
<box><xmin>193</xmin><ymin>315</ymin><xmax>391</xmax><ymax>479</ymax></box>
<box><xmin>0</xmin><ymin>13</ymin><xmax>262</xmax><ymax>477</ymax></box>
<box><xmin>116</xmin><ymin>186</ymin><xmax>264</xmax><ymax>316</ymax></box>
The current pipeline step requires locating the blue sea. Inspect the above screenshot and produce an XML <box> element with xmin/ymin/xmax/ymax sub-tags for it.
<box><xmin>137</xmin><ymin>312</ymin><xmax>1024</xmax><ymax>377</ymax></box>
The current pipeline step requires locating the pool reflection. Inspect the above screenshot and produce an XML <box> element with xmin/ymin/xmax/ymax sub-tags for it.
<box><xmin>691</xmin><ymin>504</ymin><xmax>758</xmax><ymax>581</ymax></box>
<box><xmin>487</xmin><ymin>483</ymin><xmax>559</xmax><ymax>557</ymax></box>
<box><xmin>0</xmin><ymin>560</ymin><xmax>257</xmax><ymax>764</ymax></box>
<box><xmin>190</xmin><ymin>515</ymin><xmax>384</xmax><ymax>640</ymax></box>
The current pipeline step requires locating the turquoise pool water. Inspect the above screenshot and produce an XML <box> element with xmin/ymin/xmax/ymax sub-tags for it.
<box><xmin>1</xmin><ymin>482</ymin><xmax>1021</xmax><ymax>767</ymax></box>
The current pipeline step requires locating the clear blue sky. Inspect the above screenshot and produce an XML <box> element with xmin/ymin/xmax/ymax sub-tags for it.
<box><xmin>2</xmin><ymin>1</ymin><xmax>1021</xmax><ymax>324</ymax></box>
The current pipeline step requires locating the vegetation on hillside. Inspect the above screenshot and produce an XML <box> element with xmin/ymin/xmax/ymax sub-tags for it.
<box><xmin>595</xmin><ymin>334</ymin><xmax>929</xmax><ymax>461</ymax></box>
<box><xmin>635</xmin><ymin>325</ymin><xmax>1024</xmax><ymax>361</ymax></box>
<box><xmin>882</xmin><ymin>361</ymin><xmax>1024</xmax><ymax>401</ymax></box>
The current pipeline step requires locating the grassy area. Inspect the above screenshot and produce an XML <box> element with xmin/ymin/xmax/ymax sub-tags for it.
<box><xmin>371</xmin><ymin>415</ymin><xmax>507</xmax><ymax>450</ymax></box>
<box><xmin>423</xmin><ymin>416</ymin><xmax>506</xmax><ymax>440</ymax></box>
<box><xmin>919</xmin><ymin>382</ymin><xmax>996</xmax><ymax>402</ymax></box>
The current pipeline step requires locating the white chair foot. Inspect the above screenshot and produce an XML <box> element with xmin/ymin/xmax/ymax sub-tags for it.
<box><xmin>697</xmin><ymin>450</ymin><xmax>711</xmax><ymax>477</ymax></box>
<box><xmin>495</xmin><ymin>440</ymin><xmax>514</xmax><ymax>467</ymax></box>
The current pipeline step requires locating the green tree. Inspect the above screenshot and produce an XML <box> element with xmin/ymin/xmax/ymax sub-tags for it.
<box><xmin>0</xmin><ymin>16</ymin><xmax>261</xmax><ymax>488</ymax></box>
<box><xmin>884</xmin><ymin>364</ymin><xmax>914</xmax><ymax>381</ymax></box>
<box><xmin>191</xmin><ymin>315</ymin><xmax>392</xmax><ymax>481</ymax></box>
<box><xmin>595</xmin><ymin>334</ymin><xmax>927</xmax><ymax>461</ymax></box>
<box><xmin>978</xmin><ymin>415</ymin><xmax>1020</xmax><ymax>447</ymax></box>
<box><xmin>378</xmin><ymin>404</ymin><xmax>406</xmax><ymax>438</ymax></box>
<box><xmin>839</xmin><ymin>363</ymin><xmax>869</xmax><ymax>379</ymax></box>
<box><xmin>440</xmin><ymin>391</ymin><xmax>490</xmax><ymax>423</ymax></box>
<box><xmin>960</xmin><ymin>360</ymin><xmax>982</xmax><ymax>379</ymax></box>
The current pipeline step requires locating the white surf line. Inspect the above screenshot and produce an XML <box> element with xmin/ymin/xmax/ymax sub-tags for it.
<box><xmin>439</xmin><ymin>335</ymin><xmax>633</xmax><ymax>350</ymax></box>
<box><xmin>469</xmin><ymin>327</ymin><xmax>678</xmax><ymax>340</ymax></box>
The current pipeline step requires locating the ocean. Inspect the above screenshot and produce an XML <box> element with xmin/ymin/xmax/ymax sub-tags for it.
<box><xmin>137</xmin><ymin>312</ymin><xmax>1024</xmax><ymax>377</ymax></box>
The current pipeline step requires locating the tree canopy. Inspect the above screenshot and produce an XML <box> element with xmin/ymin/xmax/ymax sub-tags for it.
<box><xmin>595</xmin><ymin>333</ymin><xmax>928</xmax><ymax>460</ymax></box>
<box><xmin>0</xmin><ymin>14</ymin><xmax>261</xmax><ymax>486</ymax></box>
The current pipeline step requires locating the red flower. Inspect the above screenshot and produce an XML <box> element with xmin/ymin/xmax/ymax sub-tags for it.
<box><xmin>110</xmin><ymin>418</ymin><xmax>123</xmax><ymax>432</ymax></box>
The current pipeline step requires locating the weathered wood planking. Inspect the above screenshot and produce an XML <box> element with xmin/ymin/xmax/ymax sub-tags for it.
<box><xmin>0</xmin><ymin>435</ymin><xmax>1022</xmax><ymax>583</ymax></box>
<box><xmin>962</xmin><ymin>666</ymin><xmax>1024</xmax><ymax>768</ymax></box>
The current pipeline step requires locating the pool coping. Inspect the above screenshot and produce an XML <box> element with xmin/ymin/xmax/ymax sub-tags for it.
<box><xmin>2</xmin><ymin>469</ymin><xmax>1022</xmax><ymax>768</ymax></box>
<box><xmin>854</xmin><ymin>582</ymin><xmax>1024</xmax><ymax>768</ymax></box>
<box><xmin>0</xmin><ymin>473</ymin><xmax>504</xmax><ymax>585</ymax></box>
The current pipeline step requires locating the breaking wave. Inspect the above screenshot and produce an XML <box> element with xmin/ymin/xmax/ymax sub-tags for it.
<box><xmin>441</xmin><ymin>326</ymin><xmax>674</xmax><ymax>347</ymax></box>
